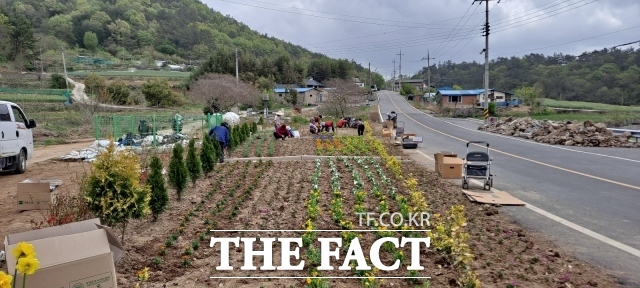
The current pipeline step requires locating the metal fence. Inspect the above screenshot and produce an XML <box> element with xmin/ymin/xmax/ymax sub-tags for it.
<box><xmin>93</xmin><ymin>113</ymin><xmax>224</xmax><ymax>141</ymax></box>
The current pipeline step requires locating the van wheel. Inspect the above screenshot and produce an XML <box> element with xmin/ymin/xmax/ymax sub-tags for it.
<box><xmin>14</xmin><ymin>149</ymin><xmax>26</xmax><ymax>174</ymax></box>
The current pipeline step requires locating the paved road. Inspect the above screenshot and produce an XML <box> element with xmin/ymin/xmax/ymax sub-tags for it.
<box><xmin>377</xmin><ymin>91</ymin><xmax>640</xmax><ymax>287</ymax></box>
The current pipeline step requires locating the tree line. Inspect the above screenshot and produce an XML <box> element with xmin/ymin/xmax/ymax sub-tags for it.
<box><xmin>0</xmin><ymin>0</ymin><xmax>385</xmax><ymax>90</ymax></box>
<box><xmin>412</xmin><ymin>48</ymin><xmax>640</xmax><ymax>105</ymax></box>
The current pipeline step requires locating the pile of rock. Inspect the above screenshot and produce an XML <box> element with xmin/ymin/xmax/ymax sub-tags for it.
<box><xmin>479</xmin><ymin>117</ymin><xmax>639</xmax><ymax>148</ymax></box>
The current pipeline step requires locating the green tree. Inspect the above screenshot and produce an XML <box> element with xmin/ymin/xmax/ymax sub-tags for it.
<box><xmin>400</xmin><ymin>83</ymin><xmax>417</xmax><ymax>96</ymax></box>
<box><xmin>106</xmin><ymin>80</ymin><xmax>131</xmax><ymax>105</ymax></box>
<box><xmin>8</xmin><ymin>14</ymin><xmax>35</xmax><ymax>61</ymax></box>
<box><xmin>200</xmin><ymin>133</ymin><xmax>216</xmax><ymax>175</ymax></box>
<box><xmin>142</xmin><ymin>78</ymin><xmax>182</xmax><ymax>107</ymax></box>
<box><xmin>147</xmin><ymin>155</ymin><xmax>168</xmax><ymax>221</ymax></box>
<box><xmin>168</xmin><ymin>143</ymin><xmax>189</xmax><ymax>200</ymax></box>
<box><xmin>49</xmin><ymin>73</ymin><xmax>67</xmax><ymax>89</ymax></box>
<box><xmin>186</xmin><ymin>138</ymin><xmax>202</xmax><ymax>186</ymax></box>
<box><xmin>286</xmin><ymin>88</ymin><xmax>298</xmax><ymax>105</ymax></box>
<box><xmin>83</xmin><ymin>31</ymin><xmax>99</xmax><ymax>52</ymax></box>
<box><xmin>515</xmin><ymin>86</ymin><xmax>539</xmax><ymax>107</ymax></box>
<box><xmin>452</xmin><ymin>84</ymin><xmax>463</xmax><ymax>90</ymax></box>
<box><xmin>82</xmin><ymin>141</ymin><xmax>151</xmax><ymax>244</ymax></box>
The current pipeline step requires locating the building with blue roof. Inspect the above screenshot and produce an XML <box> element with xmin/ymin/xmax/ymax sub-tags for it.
<box><xmin>436</xmin><ymin>88</ymin><xmax>515</xmax><ymax>107</ymax></box>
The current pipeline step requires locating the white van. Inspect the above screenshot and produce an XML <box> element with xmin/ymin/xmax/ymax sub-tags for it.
<box><xmin>0</xmin><ymin>101</ymin><xmax>36</xmax><ymax>174</ymax></box>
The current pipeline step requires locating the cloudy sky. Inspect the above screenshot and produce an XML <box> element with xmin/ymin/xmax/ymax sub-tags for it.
<box><xmin>201</xmin><ymin>0</ymin><xmax>640</xmax><ymax>79</ymax></box>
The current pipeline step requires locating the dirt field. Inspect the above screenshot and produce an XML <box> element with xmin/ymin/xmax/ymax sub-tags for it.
<box><xmin>0</xmin><ymin>126</ymin><xmax>620</xmax><ymax>288</ymax></box>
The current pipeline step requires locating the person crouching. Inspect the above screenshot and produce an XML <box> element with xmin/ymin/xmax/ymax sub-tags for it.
<box><xmin>274</xmin><ymin>124</ymin><xmax>291</xmax><ymax>140</ymax></box>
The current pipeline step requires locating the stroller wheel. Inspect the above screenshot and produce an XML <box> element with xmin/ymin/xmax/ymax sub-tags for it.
<box><xmin>490</xmin><ymin>178</ymin><xmax>493</xmax><ymax>188</ymax></box>
<box><xmin>462</xmin><ymin>181</ymin><xmax>469</xmax><ymax>189</ymax></box>
<box><xmin>483</xmin><ymin>180</ymin><xmax>491</xmax><ymax>191</ymax></box>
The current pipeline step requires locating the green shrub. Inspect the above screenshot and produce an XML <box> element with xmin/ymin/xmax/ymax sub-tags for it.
<box><xmin>186</xmin><ymin>139</ymin><xmax>203</xmax><ymax>186</ymax></box>
<box><xmin>148</xmin><ymin>155</ymin><xmax>168</xmax><ymax>221</ymax></box>
<box><xmin>258</xmin><ymin>116</ymin><xmax>264</xmax><ymax>125</ymax></box>
<box><xmin>142</xmin><ymin>78</ymin><xmax>184</xmax><ymax>107</ymax></box>
<box><xmin>107</xmin><ymin>80</ymin><xmax>131</xmax><ymax>105</ymax></box>
<box><xmin>49</xmin><ymin>73</ymin><xmax>67</xmax><ymax>89</ymax></box>
<box><xmin>488</xmin><ymin>102</ymin><xmax>496</xmax><ymax>116</ymax></box>
<box><xmin>82</xmin><ymin>141</ymin><xmax>150</xmax><ymax>243</ymax></box>
<box><xmin>168</xmin><ymin>143</ymin><xmax>189</xmax><ymax>200</ymax></box>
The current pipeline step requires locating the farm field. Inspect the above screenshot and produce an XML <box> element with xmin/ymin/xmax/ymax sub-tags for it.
<box><xmin>0</xmin><ymin>123</ymin><xmax>619</xmax><ymax>288</ymax></box>
<box><xmin>0</xmin><ymin>93</ymin><xmax>67</xmax><ymax>103</ymax></box>
<box><xmin>542</xmin><ymin>98</ymin><xmax>640</xmax><ymax>112</ymax></box>
<box><xmin>67</xmin><ymin>70</ymin><xmax>191</xmax><ymax>78</ymax></box>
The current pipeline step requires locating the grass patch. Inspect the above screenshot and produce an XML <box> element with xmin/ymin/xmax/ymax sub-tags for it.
<box><xmin>542</xmin><ymin>99</ymin><xmax>640</xmax><ymax>112</ymax></box>
<box><xmin>0</xmin><ymin>93</ymin><xmax>67</xmax><ymax>103</ymax></box>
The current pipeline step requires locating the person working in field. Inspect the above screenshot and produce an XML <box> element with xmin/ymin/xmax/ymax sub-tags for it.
<box><xmin>274</xmin><ymin>111</ymin><xmax>283</xmax><ymax>130</ymax></box>
<box><xmin>309</xmin><ymin>119</ymin><xmax>319</xmax><ymax>134</ymax></box>
<box><xmin>209</xmin><ymin>122</ymin><xmax>230</xmax><ymax>163</ymax></box>
<box><xmin>274</xmin><ymin>123</ymin><xmax>291</xmax><ymax>140</ymax></box>
<box><xmin>321</xmin><ymin>120</ymin><xmax>335</xmax><ymax>132</ymax></box>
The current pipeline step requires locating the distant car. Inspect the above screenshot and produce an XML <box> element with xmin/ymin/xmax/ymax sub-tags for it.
<box><xmin>0</xmin><ymin>101</ymin><xmax>37</xmax><ymax>174</ymax></box>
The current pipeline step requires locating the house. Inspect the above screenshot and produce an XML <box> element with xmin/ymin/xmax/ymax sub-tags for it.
<box><xmin>438</xmin><ymin>88</ymin><xmax>516</xmax><ymax>107</ymax></box>
<box><xmin>306</xmin><ymin>78</ymin><xmax>325</xmax><ymax>89</ymax></box>
<box><xmin>476</xmin><ymin>89</ymin><xmax>515</xmax><ymax>104</ymax></box>
<box><xmin>273</xmin><ymin>87</ymin><xmax>326</xmax><ymax>106</ymax></box>
<box><xmin>437</xmin><ymin>89</ymin><xmax>483</xmax><ymax>106</ymax></box>
<box><xmin>395</xmin><ymin>79</ymin><xmax>427</xmax><ymax>91</ymax></box>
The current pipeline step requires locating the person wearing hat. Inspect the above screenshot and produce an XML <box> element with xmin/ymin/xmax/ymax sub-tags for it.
<box><xmin>209</xmin><ymin>122</ymin><xmax>230</xmax><ymax>163</ymax></box>
<box><xmin>274</xmin><ymin>111</ymin><xmax>284</xmax><ymax>130</ymax></box>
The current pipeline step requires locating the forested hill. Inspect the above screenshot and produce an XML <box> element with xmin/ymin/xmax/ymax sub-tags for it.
<box><xmin>0</xmin><ymin>0</ymin><xmax>384</xmax><ymax>86</ymax></box>
<box><xmin>413</xmin><ymin>48</ymin><xmax>640</xmax><ymax>105</ymax></box>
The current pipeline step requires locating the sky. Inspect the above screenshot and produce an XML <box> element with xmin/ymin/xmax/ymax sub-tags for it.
<box><xmin>201</xmin><ymin>0</ymin><xmax>640</xmax><ymax>80</ymax></box>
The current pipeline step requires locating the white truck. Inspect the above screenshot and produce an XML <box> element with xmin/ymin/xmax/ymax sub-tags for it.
<box><xmin>0</xmin><ymin>101</ymin><xmax>36</xmax><ymax>174</ymax></box>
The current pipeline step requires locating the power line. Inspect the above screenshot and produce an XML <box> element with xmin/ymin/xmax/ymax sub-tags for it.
<box><xmin>241</xmin><ymin>0</ymin><xmax>480</xmax><ymax>27</ymax></box>
<box><xmin>431</xmin><ymin>3</ymin><xmax>482</xmax><ymax>59</ymax></box>
<box><xmin>312</xmin><ymin>0</ymin><xmax>597</xmax><ymax>56</ymax></box>
<box><xmin>219</xmin><ymin>0</ymin><xmax>478</xmax><ymax>29</ymax></box>
<box><xmin>431</xmin><ymin>4</ymin><xmax>476</xmax><ymax>56</ymax></box>
<box><xmin>493</xmin><ymin>24</ymin><xmax>640</xmax><ymax>57</ymax></box>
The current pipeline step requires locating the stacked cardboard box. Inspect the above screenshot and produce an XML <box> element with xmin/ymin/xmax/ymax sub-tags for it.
<box><xmin>433</xmin><ymin>151</ymin><xmax>457</xmax><ymax>174</ymax></box>
<box><xmin>4</xmin><ymin>219</ymin><xmax>124</xmax><ymax>287</ymax></box>
<box><xmin>440</xmin><ymin>157</ymin><xmax>463</xmax><ymax>179</ymax></box>
<box><xmin>16</xmin><ymin>179</ymin><xmax>62</xmax><ymax>211</ymax></box>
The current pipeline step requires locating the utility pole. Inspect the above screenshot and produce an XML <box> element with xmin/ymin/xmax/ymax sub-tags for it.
<box><xmin>39</xmin><ymin>48</ymin><xmax>44</xmax><ymax>84</ymax></box>
<box><xmin>392</xmin><ymin>59</ymin><xmax>396</xmax><ymax>90</ymax></box>
<box><xmin>368</xmin><ymin>62</ymin><xmax>372</xmax><ymax>92</ymax></box>
<box><xmin>61</xmin><ymin>46</ymin><xmax>69</xmax><ymax>91</ymax></box>
<box><xmin>422</xmin><ymin>50</ymin><xmax>435</xmax><ymax>97</ymax></box>
<box><xmin>474</xmin><ymin>0</ymin><xmax>497</xmax><ymax>125</ymax></box>
<box><xmin>397</xmin><ymin>50</ymin><xmax>404</xmax><ymax>92</ymax></box>
<box><xmin>235</xmin><ymin>48</ymin><xmax>239</xmax><ymax>84</ymax></box>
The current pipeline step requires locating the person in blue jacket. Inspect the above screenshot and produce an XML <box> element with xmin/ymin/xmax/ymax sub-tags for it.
<box><xmin>209</xmin><ymin>122</ymin><xmax>230</xmax><ymax>163</ymax></box>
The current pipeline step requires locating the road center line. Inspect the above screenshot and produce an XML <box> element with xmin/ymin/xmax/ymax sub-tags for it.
<box><xmin>382</xmin><ymin>91</ymin><xmax>640</xmax><ymax>192</ymax></box>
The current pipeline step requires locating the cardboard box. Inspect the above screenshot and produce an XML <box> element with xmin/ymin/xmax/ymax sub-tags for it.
<box><xmin>434</xmin><ymin>151</ymin><xmax>457</xmax><ymax>173</ymax></box>
<box><xmin>382</xmin><ymin>128</ymin><xmax>392</xmax><ymax>138</ymax></box>
<box><xmin>4</xmin><ymin>219</ymin><xmax>124</xmax><ymax>287</ymax></box>
<box><xmin>17</xmin><ymin>179</ymin><xmax>63</xmax><ymax>211</ymax></box>
<box><xmin>441</xmin><ymin>157</ymin><xmax>463</xmax><ymax>179</ymax></box>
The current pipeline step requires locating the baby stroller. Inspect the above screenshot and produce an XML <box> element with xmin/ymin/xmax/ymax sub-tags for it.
<box><xmin>462</xmin><ymin>141</ymin><xmax>493</xmax><ymax>190</ymax></box>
